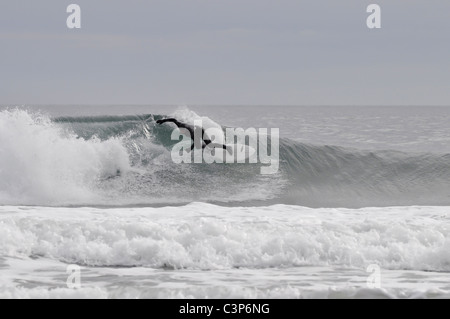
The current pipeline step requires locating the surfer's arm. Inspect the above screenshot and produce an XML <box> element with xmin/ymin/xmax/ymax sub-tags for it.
<box><xmin>157</xmin><ymin>118</ymin><xmax>195</xmax><ymax>136</ymax></box>
<box><xmin>156</xmin><ymin>118</ymin><xmax>182</xmax><ymax>127</ymax></box>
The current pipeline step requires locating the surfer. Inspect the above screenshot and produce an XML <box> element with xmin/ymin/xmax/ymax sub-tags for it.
<box><xmin>156</xmin><ymin>118</ymin><xmax>232</xmax><ymax>153</ymax></box>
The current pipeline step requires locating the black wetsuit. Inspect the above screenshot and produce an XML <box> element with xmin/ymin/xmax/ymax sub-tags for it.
<box><xmin>156</xmin><ymin>118</ymin><xmax>230</xmax><ymax>152</ymax></box>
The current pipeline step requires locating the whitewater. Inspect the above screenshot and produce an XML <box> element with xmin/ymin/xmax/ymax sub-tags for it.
<box><xmin>1</xmin><ymin>105</ymin><xmax>450</xmax><ymax>299</ymax></box>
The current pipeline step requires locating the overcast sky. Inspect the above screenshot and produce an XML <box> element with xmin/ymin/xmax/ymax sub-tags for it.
<box><xmin>1</xmin><ymin>0</ymin><xmax>449</xmax><ymax>105</ymax></box>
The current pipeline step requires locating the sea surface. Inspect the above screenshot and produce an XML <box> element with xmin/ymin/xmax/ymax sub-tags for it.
<box><xmin>1</xmin><ymin>105</ymin><xmax>450</xmax><ymax>299</ymax></box>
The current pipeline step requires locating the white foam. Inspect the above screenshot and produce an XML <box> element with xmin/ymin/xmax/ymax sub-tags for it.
<box><xmin>0</xmin><ymin>110</ymin><xmax>131</xmax><ymax>206</ymax></box>
<box><xmin>1</xmin><ymin>257</ymin><xmax>450</xmax><ymax>299</ymax></box>
<box><xmin>0</xmin><ymin>286</ymin><xmax>108</xmax><ymax>299</ymax></box>
<box><xmin>1</xmin><ymin>204</ymin><xmax>450</xmax><ymax>298</ymax></box>
<box><xmin>171</xmin><ymin>107</ymin><xmax>223</xmax><ymax>131</ymax></box>
<box><xmin>3</xmin><ymin>285</ymin><xmax>449</xmax><ymax>299</ymax></box>
<box><xmin>1</xmin><ymin>204</ymin><xmax>450</xmax><ymax>271</ymax></box>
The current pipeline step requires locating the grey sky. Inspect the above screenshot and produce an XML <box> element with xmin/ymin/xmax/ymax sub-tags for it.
<box><xmin>1</xmin><ymin>0</ymin><xmax>449</xmax><ymax>105</ymax></box>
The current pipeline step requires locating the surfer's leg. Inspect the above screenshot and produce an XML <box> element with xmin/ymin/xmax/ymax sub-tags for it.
<box><xmin>202</xmin><ymin>139</ymin><xmax>211</xmax><ymax>148</ymax></box>
<box><xmin>207</xmin><ymin>143</ymin><xmax>233</xmax><ymax>154</ymax></box>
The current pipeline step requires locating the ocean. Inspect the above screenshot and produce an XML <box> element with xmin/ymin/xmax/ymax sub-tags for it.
<box><xmin>1</xmin><ymin>105</ymin><xmax>450</xmax><ymax>299</ymax></box>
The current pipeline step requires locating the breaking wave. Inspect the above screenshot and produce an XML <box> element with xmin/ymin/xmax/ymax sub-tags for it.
<box><xmin>1</xmin><ymin>108</ymin><xmax>450</xmax><ymax>207</ymax></box>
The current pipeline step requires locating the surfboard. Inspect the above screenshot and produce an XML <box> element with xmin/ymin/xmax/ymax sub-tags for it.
<box><xmin>205</xmin><ymin>143</ymin><xmax>257</xmax><ymax>163</ymax></box>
